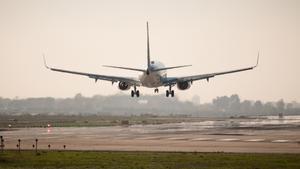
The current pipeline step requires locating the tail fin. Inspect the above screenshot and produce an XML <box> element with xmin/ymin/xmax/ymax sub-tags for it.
<box><xmin>147</xmin><ymin>22</ymin><xmax>151</xmax><ymax>69</ymax></box>
<box><xmin>103</xmin><ymin>22</ymin><xmax>151</xmax><ymax>74</ymax></box>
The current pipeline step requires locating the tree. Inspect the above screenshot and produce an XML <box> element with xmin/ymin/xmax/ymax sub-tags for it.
<box><xmin>276</xmin><ymin>99</ymin><xmax>285</xmax><ymax>114</ymax></box>
<box><xmin>240</xmin><ymin>100</ymin><xmax>252</xmax><ymax>114</ymax></box>
<box><xmin>228</xmin><ymin>94</ymin><xmax>241</xmax><ymax>114</ymax></box>
<box><xmin>263</xmin><ymin>102</ymin><xmax>276</xmax><ymax>115</ymax></box>
<box><xmin>253</xmin><ymin>100</ymin><xmax>263</xmax><ymax>115</ymax></box>
<box><xmin>212</xmin><ymin>96</ymin><xmax>230</xmax><ymax>112</ymax></box>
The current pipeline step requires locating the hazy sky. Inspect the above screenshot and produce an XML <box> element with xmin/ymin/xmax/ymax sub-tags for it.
<box><xmin>0</xmin><ymin>0</ymin><xmax>299</xmax><ymax>103</ymax></box>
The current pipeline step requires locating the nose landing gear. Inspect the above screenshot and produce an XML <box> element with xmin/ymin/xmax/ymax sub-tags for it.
<box><xmin>154</xmin><ymin>88</ymin><xmax>159</xmax><ymax>93</ymax></box>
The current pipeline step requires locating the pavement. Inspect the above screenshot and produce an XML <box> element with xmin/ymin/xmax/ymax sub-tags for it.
<box><xmin>1</xmin><ymin>116</ymin><xmax>300</xmax><ymax>153</ymax></box>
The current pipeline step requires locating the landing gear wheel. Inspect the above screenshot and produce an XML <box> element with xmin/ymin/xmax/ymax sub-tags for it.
<box><xmin>171</xmin><ymin>90</ymin><xmax>174</xmax><ymax>97</ymax></box>
<box><xmin>166</xmin><ymin>85</ymin><xmax>175</xmax><ymax>97</ymax></box>
<box><xmin>154</xmin><ymin>88</ymin><xmax>159</xmax><ymax>93</ymax></box>
<box><xmin>130</xmin><ymin>86</ymin><xmax>140</xmax><ymax>97</ymax></box>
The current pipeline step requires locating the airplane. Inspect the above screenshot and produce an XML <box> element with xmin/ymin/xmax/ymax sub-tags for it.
<box><xmin>44</xmin><ymin>22</ymin><xmax>259</xmax><ymax>98</ymax></box>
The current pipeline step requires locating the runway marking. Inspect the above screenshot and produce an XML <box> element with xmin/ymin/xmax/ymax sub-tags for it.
<box><xmin>166</xmin><ymin>137</ymin><xmax>188</xmax><ymax>140</ymax></box>
<box><xmin>135</xmin><ymin>137</ymin><xmax>162</xmax><ymax>140</ymax></box>
<box><xmin>218</xmin><ymin>138</ymin><xmax>240</xmax><ymax>142</ymax></box>
<box><xmin>245</xmin><ymin>139</ymin><xmax>265</xmax><ymax>142</ymax></box>
<box><xmin>113</xmin><ymin>137</ymin><xmax>131</xmax><ymax>140</ymax></box>
<box><xmin>271</xmin><ymin>140</ymin><xmax>291</xmax><ymax>143</ymax></box>
<box><xmin>191</xmin><ymin>138</ymin><xmax>213</xmax><ymax>141</ymax></box>
<box><xmin>41</xmin><ymin>136</ymin><xmax>61</xmax><ymax>139</ymax></box>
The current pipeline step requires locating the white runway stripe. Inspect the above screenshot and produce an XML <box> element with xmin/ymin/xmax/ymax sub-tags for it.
<box><xmin>135</xmin><ymin>137</ymin><xmax>161</xmax><ymax>140</ymax></box>
<box><xmin>191</xmin><ymin>138</ymin><xmax>213</xmax><ymax>141</ymax></box>
<box><xmin>166</xmin><ymin>137</ymin><xmax>187</xmax><ymax>140</ymax></box>
<box><xmin>218</xmin><ymin>138</ymin><xmax>240</xmax><ymax>141</ymax></box>
<box><xmin>245</xmin><ymin>139</ymin><xmax>265</xmax><ymax>142</ymax></box>
<box><xmin>271</xmin><ymin>140</ymin><xmax>290</xmax><ymax>143</ymax></box>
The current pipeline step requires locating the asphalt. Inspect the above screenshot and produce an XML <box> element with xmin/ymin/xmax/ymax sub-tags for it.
<box><xmin>1</xmin><ymin>116</ymin><xmax>300</xmax><ymax>153</ymax></box>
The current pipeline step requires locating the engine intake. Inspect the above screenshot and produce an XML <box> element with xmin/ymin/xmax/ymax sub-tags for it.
<box><xmin>118</xmin><ymin>81</ymin><xmax>131</xmax><ymax>90</ymax></box>
<box><xmin>177</xmin><ymin>81</ymin><xmax>191</xmax><ymax>90</ymax></box>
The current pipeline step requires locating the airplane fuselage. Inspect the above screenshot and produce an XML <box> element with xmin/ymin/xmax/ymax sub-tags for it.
<box><xmin>139</xmin><ymin>61</ymin><xmax>167</xmax><ymax>88</ymax></box>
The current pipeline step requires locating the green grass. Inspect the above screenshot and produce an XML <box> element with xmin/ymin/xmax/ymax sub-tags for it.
<box><xmin>0</xmin><ymin>115</ymin><xmax>207</xmax><ymax>128</ymax></box>
<box><xmin>0</xmin><ymin>151</ymin><xmax>300</xmax><ymax>169</ymax></box>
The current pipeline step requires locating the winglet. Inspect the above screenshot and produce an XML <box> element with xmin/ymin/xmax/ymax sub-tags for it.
<box><xmin>254</xmin><ymin>51</ymin><xmax>260</xmax><ymax>68</ymax></box>
<box><xmin>43</xmin><ymin>54</ymin><xmax>50</xmax><ymax>69</ymax></box>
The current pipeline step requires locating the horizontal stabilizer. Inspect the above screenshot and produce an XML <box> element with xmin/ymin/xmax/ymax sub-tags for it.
<box><xmin>103</xmin><ymin>65</ymin><xmax>146</xmax><ymax>73</ymax></box>
<box><xmin>153</xmin><ymin>65</ymin><xmax>192</xmax><ymax>72</ymax></box>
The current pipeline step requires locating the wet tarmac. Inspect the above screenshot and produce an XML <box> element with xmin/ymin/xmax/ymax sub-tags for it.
<box><xmin>1</xmin><ymin>116</ymin><xmax>300</xmax><ymax>153</ymax></box>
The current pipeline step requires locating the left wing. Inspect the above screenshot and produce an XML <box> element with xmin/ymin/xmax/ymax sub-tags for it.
<box><xmin>44</xmin><ymin>57</ymin><xmax>141</xmax><ymax>86</ymax></box>
<box><xmin>163</xmin><ymin>54</ymin><xmax>259</xmax><ymax>86</ymax></box>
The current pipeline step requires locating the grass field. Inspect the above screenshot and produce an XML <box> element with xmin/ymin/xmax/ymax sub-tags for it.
<box><xmin>0</xmin><ymin>115</ymin><xmax>206</xmax><ymax>128</ymax></box>
<box><xmin>0</xmin><ymin>151</ymin><xmax>300</xmax><ymax>169</ymax></box>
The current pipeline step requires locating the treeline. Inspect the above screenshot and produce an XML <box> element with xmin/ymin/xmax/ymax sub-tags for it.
<box><xmin>0</xmin><ymin>94</ymin><xmax>198</xmax><ymax>116</ymax></box>
<box><xmin>0</xmin><ymin>94</ymin><xmax>299</xmax><ymax>116</ymax></box>
<box><xmin>202</xmin><ymin>94</ymin><xmax>299</xmax><ymax>116</ymax></box>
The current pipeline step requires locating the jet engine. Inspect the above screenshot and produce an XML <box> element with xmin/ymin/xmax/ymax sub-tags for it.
<box><xmin>118</xmin><ymin>81</ymin><xmax>131</xmax><ymax>90</ymax></box>
<box><xmin>177</xmin><ymin>81</ymin><xmax>191</xmax><ymax>90</ymax></box>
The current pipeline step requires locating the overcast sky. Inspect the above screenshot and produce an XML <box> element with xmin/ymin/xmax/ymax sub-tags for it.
<box><xmin>0</xmin><ymin>0</ymin><xmax>299</xmax><ymax>103</ymax></box>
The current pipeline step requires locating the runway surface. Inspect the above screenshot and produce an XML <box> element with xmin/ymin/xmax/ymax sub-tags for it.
<box><xmin>1</xmin><ymin>116</ymin><xmax>300</xmax><ymax>153</ymax></box>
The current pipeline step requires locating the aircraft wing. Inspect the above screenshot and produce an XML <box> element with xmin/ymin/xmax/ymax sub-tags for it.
<box><xmin>44</xmin><ymin>58</ymin><xmax>141</xmax><ymax>86</ymax></box>
<box><xmin>164</xmin><ymin>55</ymin><xmax>259</xmax><ymax>86</ymax></box>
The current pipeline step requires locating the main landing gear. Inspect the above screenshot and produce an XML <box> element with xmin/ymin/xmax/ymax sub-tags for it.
<box><xmin>131</xmin><ymin>86</ymin><xmax>140</xmax><ymax>97</ymax></box>
<box><xmin>166</xmin><ymin>85</ymin><xmax>174</xmax><ymax>97</ymax></box>
<box><xmin>154</xmin><ymin>88</ymin><xmax>159</xmax><ymax>93</ymax></box>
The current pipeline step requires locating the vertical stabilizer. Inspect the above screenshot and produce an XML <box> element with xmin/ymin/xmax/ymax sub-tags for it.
<box><xmin>147</xmin><ymin>22</ymin><xmax>151</xmax><ymax>69</ymax></box>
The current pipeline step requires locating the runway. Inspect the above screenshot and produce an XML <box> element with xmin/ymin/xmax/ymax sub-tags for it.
<box><xmin>1</xmin><ymin>116</ymin><xmax>300</xmax><ymax>153</ymax></box>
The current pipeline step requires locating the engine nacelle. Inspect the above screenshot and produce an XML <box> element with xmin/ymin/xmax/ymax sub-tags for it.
<box><xmin>177</xmin><ymin>81</ymin><xmax>191</xmax><ymax>90</ymax></box>
<box><xmin>118</xmin><ymin>81</ymin><xmax>131</xmax><ymax>90</ymax></box>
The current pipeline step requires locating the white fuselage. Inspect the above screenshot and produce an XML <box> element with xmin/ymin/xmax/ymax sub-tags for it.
<box><xmin>139</xmin><ymin>61</ymin><xmax>167</xmax><ymax>88</ymax></box>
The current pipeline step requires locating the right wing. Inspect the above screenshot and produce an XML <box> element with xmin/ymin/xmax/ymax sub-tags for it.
<box><xmin>163</xmin><ymin>53</ymin><xmax>259</xmax><ymax>86</ymax></box>
<box><xmin>43</xmin><ymin>57</ymin><xmax>141</xmax><ymax>86</ymax></box>
<box><xmin>178</xmin><ymin>65</ymin><xmax>255</xmax><ymax>82</ymax></box>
